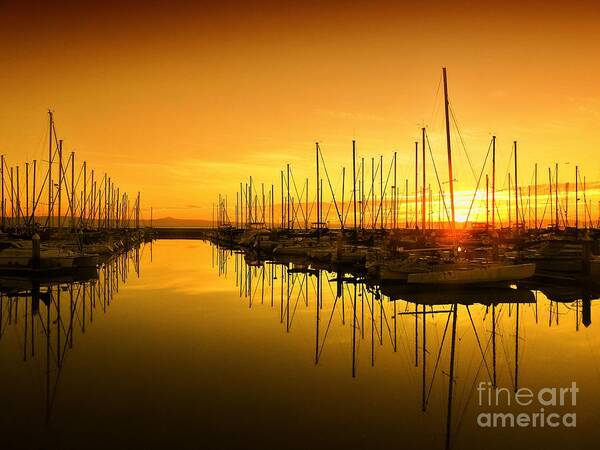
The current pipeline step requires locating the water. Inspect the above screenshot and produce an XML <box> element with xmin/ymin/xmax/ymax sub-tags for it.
<box><xmin>1</xmin><ymin>240</ymin><xmax>599</xmax><ymax>449</ymax></box>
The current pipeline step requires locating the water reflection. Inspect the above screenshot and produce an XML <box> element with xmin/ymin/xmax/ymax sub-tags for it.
<box><xmin>0</xmin><ymin>247</ymin><xmax>142</xmax><ymax>425</ymax></box>
<box><xmin>2</xmin><ymin>241</ymin><xmax>598</xmax><ymax>450</ymax></box>
<box><xmin>212</xmin><ymin>243</ymin><xmax>599</xmax><ymax>450</ymax></box>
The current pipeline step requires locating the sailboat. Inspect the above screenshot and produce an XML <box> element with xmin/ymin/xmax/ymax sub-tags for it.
<box><xmin>407</xmin><ymin>261</ymin><xmax>535</xmax><ymax>285</ymax></box>
<box><xmin>402</xmin><ymin>68</ymin><xmax>536</xmax><ymax>286</ymax></box>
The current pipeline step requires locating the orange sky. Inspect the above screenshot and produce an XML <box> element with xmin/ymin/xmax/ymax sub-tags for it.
<box><xmin>1</xmin><ymin>1</ymin><xmax>600</xmax><ymax>221</ymax></box>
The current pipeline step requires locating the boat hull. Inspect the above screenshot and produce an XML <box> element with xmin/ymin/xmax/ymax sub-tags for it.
<box><xmin>407</xmin><ymin>263</ymin><xmax>536</xmax><ymax>285</ymax></box>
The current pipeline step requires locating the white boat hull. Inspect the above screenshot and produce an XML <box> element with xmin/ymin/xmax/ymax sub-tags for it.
<box><xmin>407</xmin><ymin>263</ymin><xmax>536</xmax><ymax>285</ymax></box>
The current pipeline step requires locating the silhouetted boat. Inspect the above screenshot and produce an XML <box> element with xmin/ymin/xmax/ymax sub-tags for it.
<box><xmin>407</xmin><ymin>262</ymin><xmax>536</xmax><ymax>285</ymax></box>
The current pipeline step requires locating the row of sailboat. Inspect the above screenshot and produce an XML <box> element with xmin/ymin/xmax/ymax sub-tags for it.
<box><xmin>210</xmin><ymin>68</ymin><xmax>600</xmax><ymax>287</ymax></box>
<box><xmin>0</xmin><ymin>110</ymin><xmax>150</xmax><ymax>274</ymax></box>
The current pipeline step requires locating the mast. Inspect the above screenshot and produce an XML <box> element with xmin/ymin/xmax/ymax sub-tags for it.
<box><xmin>48</xmin><ymin>111</ymin><xmax>53</xmax><ymax>228</ymax></box>
<box><xmin>83</xmin><ymin>161</ymin><xmax>87</xmax><ymax>228</ymax></box>
<box><xmin>414</xmin><ymin>141</ymin><xmax>418</xmax><ymax>230</ymax></box>
<box><xmin>380</xmin><ymin>155</ymin><xmax>383</xmax><ymax>229</ymax></box>
<box><xmin>316</xmin><ymin>143</ymin><xmax>320</xmax><ymax>229</ymax></box>
<box><xmin>422</xmin><ymin>127</ymin><xmax>426</xmax><ymax>230</ymax></box>
<box><xmin>107</xmin><ymin>177</ymin><xmax>111</xmax><ymax>229</ymax></box>
<box><xmin>361</xmin><ymin>157</ymin><xmax>365</xmax><ymax>229</ymax></box>
<box><xmin>10</xmin><ymin>168</ymin><xmax>13</xmax><ymax>228</ymax></box>
<box><xmin>261</xmin><ymin>182</ymin><xmax>265</xmax><ymax>225</ymax></box>
<box><xmin>548</xmin><ymin>168</ymin><xmax>553</xmax><ymax>228</ymax></box>
<box><xmin>555</xmin><ymin>163</ymin><xmax>559</xmax><ymax>229</ymax></box>
<box><xmin>492</xmin><ymin>136</ymin><xmax>496</xmax><ymax>229</ymax></box>
<box><xmin>575</xmin><ymin>166</ymin><xmax>579</xmax><ymax>230</ymax></box>
<box><xmin>270</xmin><ymin>180</ymin><xmax>274</xmax><ymax>229</ymax></box>
<box><xmin>361</xmin><ymin>157</ymin><xmax>364</xmax><ymax>229</ymax></box>
<box><xmin>527</xmin><ymin>186</ymin><xmax>531</xmax><ymax>229</ymax></box>
<box><xmin>352</xmin><ymin>140</ymin><xmax>357</xmax><ymax>230</ymax></box>
<box><xmin>286</xmin><ymin>164</ymin><xmax>290</xmax><ymax>229</ymax></box>
<box><xmin>26</xmin><ymin>162</ymin><xmax>29</xmax><ymax>222</ymax></box>
<box><xmin>32</xmin><ymin>160</ymin><xmax>37</xmax><ymax>225</ymax></box>
<box><xmin>584</xmin><ymin>176</ymin><xmax>588</xmax><ymax>229</ymax></box>
<box><xmin>442</xmin><ymin>67</ymin><xmax>456</xmax><ymax>229</ymax></box>
<box><xmin>371</xmin><ymin>157</ymin><xmax>375</xmax><ymax>228</ymax></box>
<box><xmin>71</xmin><ymin>152</ymin><xmax>75</xmax><ymax>229</ymax></box>
<box><xmin>508</xmin><ymin>174</ymin><xmax>512</xmax><ymax>228</ymax></box>
<box><xmin>91</xmin><ymin>170</ymin><xmax>95</xmax><ymax>227</ymax></box>
<box><xmin>486</xmin><ymin>174</ymin><xmax>489</xmax><ymax>229</ymax></box>
<box><xmin>249</xmin><ymin>176</ymin><xmax>253</xmax><ymax>225</ymax></box>
<box><xmin>58</xmin><ymin>139</ymin><xmax>63</xmax><ymax>228</ymax></box>
<box><xmin>393</xmin><ymin>151</ymin><xmax>397</xmax><ymax>229</ymax></box>
<box><xmin>16</xmin><ymin>166</ymin><xmax>20</xmax><ymax>228</ymax></box>
<box><xmin>341</xmin><ymin>167</ymin><xmax>346</xmax><ymax>229</ymax></box>
<box><xmin>405</xmin><ymin>178</ymin><xmax>408</xmax><ymax>228</ymax></box>
<box><xmin>534</xmin><ymin>163</ymin><xmax>538</xmax><ymax>230</ymax></box>
<box><xmin>514</xmin><ymin>141</ymin><xmax>519</xmax><ymax>230</ymax></box>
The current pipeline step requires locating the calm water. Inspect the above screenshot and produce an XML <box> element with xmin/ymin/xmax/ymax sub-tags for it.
<box><xmin>1</xmin><ymin>240</ymin><xmax>599</xmax><ymax>449</ymax></box>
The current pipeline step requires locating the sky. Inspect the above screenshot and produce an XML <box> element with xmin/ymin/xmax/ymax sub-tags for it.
<box><xmin>1</xmin><ymin>0</ymin><xmax>600</xmax><ymax>221</ymax></box>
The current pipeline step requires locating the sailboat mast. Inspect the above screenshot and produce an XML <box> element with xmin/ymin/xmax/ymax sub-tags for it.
<box><xmin>405</xmin><ymin>178</ymin><xmax>408</xmax><ymax>228</ymax></box>
<box><xmin>422</xmin><ymin>127</ymin><xmax>426</xmax><ymax>230</ymax></box>
<box><xmin>547</xmin><ymin>168</ymin><xmax>552</xmax><ymax>228</ymax></box>
<box><xmin>316</xmin><ymin>142</ymin><xmax>320</xmax><ymax>229</ymax></box>
<box><xmin>414</xmin><ymin>141</ymin><xmax>418</xmax><ymax>230</ymax></box>
<box><xmin>342</xmin><ymin>167</ymin><xmax>346</xmax><ymax>229</ymax></box>
<box><xmin>534</xmin><ymin>163</ymin><xmax>538</xmax><ymax>230</ymax></box>
<box><xmin>575</xmin><ymin>166</ymin><xmax>579</xmax><ymax>230</ymax></box>
<box><xmin>26</xmin><ymin>163</ymin><xmax>29</xmax><ymax>222</ymax></box>
<box><xmin>32</xmin><ymin>160</ymin><xmax>37</xmax><ymax>224</ymax></box>
<box><xmin>380</xmin><ymin>155</ymin><xmax>383</xmax><ymax>229</ymax></box>
<box><xmin>492</xmin><ymin>136</ymin><xmax>496</xmax><ymax>229</ymax></box>
<box><xmin>555</xmin><ymin>163</ymin><xmax>559</xmax><ymax>229</ymax></box>
<box><xmin>352</xmin><ymin>140</ymin><xmax>357</xmax><ymax>230</ymax></box>
<box><xmin>58</xmin><ymin>139</ymin><xmax>63</xmax><ymax>228</ymax></box>
<box><xmin>361</xmin><ymin>157</ymin><xmax>365</xmax><ymax>229</ymax></box>
<box><xmin>508</xmin><ymin>174</ymin><xmax>512</xmax><ymax>228</ymax></box>
<box><xmin>393</xmin><ymin>151</ymin><xmax>397</xmax><ymax>229</ymax></box>
<box><xmin>48</xmin><ymin>111</ymin><xmax>53</xmax><ymax>228</ymax></box>
<box><xmin>71</xmin><ymin>152</ymin><xmax>75</xmax><ymax>229</ymax></box>
<box><xmin>514</xmin><ymin>141</ymin><xmax>519</xmax><ymax>230</ymax></box>
<box><xmin>486</xmin><ymin>175</ymin><xmax>489</xmax><ymax>229</ymax></box>
<box><xmin>442</xmin><ymin>68</ymin><xmax>456</xmax><ymax>229</ymax></box>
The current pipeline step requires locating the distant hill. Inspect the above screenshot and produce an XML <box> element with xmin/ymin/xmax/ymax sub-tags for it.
<box><xmin>142</xmin><ymin>217</ymin><xmax>213</xmax><ymax>228</ymax></box>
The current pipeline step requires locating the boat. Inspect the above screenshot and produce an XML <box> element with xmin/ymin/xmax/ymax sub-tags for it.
<box><xmin>407</xmin><ymin>262</ymin><xmax>535</xmax><ymax>285</ymax></box>
<box><xmin>0</xmin><ymin>240</ymin><xmax>76</xmax><ymax>269</ymax></box>
<box><xmin>0</xmin><ymin>240</ymin><xmax>99</xmax><ymax>271</ymax></box>
<box><xmin>73</xmin><ymin>253</ymin><xmax>101</xmax><ymax>268</ymax></box>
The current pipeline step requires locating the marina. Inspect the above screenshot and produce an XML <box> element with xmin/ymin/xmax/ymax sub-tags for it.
<box><xmin>201</xmin><ymin>70</ymin><xmax>600</xmax><ymax>291</ymax></box>
<box><xmin>3</xmin><ymin>2</ymin><xmax>600</xmax><ymax>449</ymax></box>
<box><xmin>0</xmin><ymin>111</ymin><xmax>151</xmax><ymax>278</ymax></box>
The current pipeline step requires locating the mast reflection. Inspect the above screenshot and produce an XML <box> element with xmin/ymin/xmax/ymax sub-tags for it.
<box><xmin>212</xmin><ymin>242</ymin><xmax>599</xmax><ymax>450</ymax></box>
<box><xmin>0</xmin><ymin>246</ymin><xmax>143</xmax><ymax>424</ymax></box>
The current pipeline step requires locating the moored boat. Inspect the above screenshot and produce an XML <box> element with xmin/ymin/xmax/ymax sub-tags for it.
<box><xmin>407</xmin><ymin>262</ymin><xmax>536</xmax><ymax>285</ymax></box>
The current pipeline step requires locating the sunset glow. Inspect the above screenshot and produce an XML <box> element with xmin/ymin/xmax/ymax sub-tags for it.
<box><xmin>2</xmin><ymin>1</ymin><xmax>600</xmax><ymax>223</ymax></box>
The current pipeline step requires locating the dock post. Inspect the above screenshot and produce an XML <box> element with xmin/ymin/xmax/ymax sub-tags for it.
<box><xmin>32</xmin><ymin>233</ymin><xmax>41</xmax><ymax>269</ymax></box>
